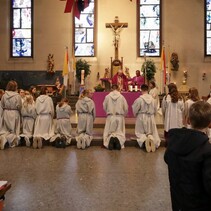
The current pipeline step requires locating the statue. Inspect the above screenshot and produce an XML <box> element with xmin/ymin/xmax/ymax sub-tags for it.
<box><xmin>47</xmin><ymin>54</ymin><xmax>55</xmax><ymax>74</ymax></box>
<box><xmin>103</xmin><ymin>67</ymin><xmax>110</xmax><ymax>78</ymax></box>
<box><xmin>170</xmin><ymin>52</ymin><xmax>179</xmax><ymax>71</ymax></box>
<box><xmin>125</xmin><ymin>67</ymin><xmax>131</xmax><ymax>79</ymax></box>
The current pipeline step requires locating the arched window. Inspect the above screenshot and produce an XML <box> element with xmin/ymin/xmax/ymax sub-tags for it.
<box><xmin>74</xmin><ymin>0</ymin><xmax>95</xmax><ymax>57</ymax></box>
<box><xmin>205</xmin><ymin>0</ymin><xmax>211</xmax><ymax>56</ymax></box>
<box><xmin>138</xmin><ymin>0</ymin><xmax>161</xmax><ymax>57</ymax></box>
<box><xmin>11</xmin><ymin>0</ymin><xmax>33</xmax><ymax>57</ymax></box>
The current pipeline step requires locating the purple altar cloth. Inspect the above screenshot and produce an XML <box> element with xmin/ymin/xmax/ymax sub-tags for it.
<box><xmin>92</xmin><ymin>91</ymin><xmax>141</xmax><ymax>118</ymax></box>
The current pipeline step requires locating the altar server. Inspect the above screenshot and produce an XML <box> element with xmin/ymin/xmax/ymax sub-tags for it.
<box><xmin>103</xmin><ymin>84</ymin><xmax>128</xmax><ymax>150</ymax></box>
<box><xmin>162</xmin><ymin>83</ymin><xmax>184</xmax><ymax>146</ymax></box>
<box><xmin>184</xmin><ymin>87</ymin><xmax>200</xmax><ymax>128</ymax></box>
<box><xmin>132</xmin><ymin>84</ymin><xmax>161</xmax><ymax>152</ymax></box>
<box><xmin>75</xmin><ymin>89</ymin><xmax>95</xmax><ymax>149</ymax></box>
<box><xmin>0</xmin><ymin>81</ymin><xmax>22</xmax><ymax>149</ymax></box>
<box><xmin>50</xmin><ymin>98</ymin><xmax>73</xmax><ymax>146</ymax></box>
<box><xmin>20</xmin><ymin>94</ymin><xmax>36</xmax><ymax>147</ymax></box>
<box><xmin>33</xmin><ymin>86</ymin><xmax>54</xmax><ymax>149</ymax></box>
<box><xmin>149</xmin><ymin>80</ymin><xmax>160</xmax><ymax>111</ymax></box>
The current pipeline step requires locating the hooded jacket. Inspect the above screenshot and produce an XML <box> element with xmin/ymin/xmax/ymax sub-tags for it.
<box><xmin>1</xmin><ymin>91</ymin><xmax>22</xmax><ymax>110</ymax></box>
<box><xmin>164</xmin><ymin>128</ymin><xmax>211</xmax><ymax>211</ymax></box>
<box><xmin>132</xmin><ymin>93</ymin><xmax>156</xmax><ymax>117</ymax></box>
<box><xmin>76</xmin><ymin>97</ymin><xmax>95</xmax><ymax>119</ymax></box>
<box><xmin>103</xmin><ymin>90</ymin><xmax>128</xmax><ymax>116</ymax></box>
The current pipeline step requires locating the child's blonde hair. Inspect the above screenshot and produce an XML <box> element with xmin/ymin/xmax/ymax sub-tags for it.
<box><xmin>79</xmin><ymin>89</ymin><xmax>91</xmax><ymax>100</ymax></box>
<box><xmin>23</xmin><ymin>95</ymin><xmax>34</xmax><ymax>108</ymax></box>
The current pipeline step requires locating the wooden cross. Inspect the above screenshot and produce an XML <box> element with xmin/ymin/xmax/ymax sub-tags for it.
<box><xmin>106</xmin><ymin>16</ymin><xmax>128</xmax><ymax>60</ymax></box>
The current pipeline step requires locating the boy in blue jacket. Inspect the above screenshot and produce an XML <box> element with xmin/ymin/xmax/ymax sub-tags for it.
<box><xmin>164</xmin><ymin>101</ymin><xmax>211</xmax><ymax>211</ymax></box>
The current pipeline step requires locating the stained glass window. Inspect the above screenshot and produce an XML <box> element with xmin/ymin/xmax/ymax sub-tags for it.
<box><xmin>74</xmin><ymin>0</ymin><xmax>95</xmax><ymax>57</ymax></box>
<box><xmin>138</xmin><ymin>0</ymin><xmax>161</xmax><ymax>57</ymax></box>
<box><xmin>11</xmin><ymin>0</ymin><xmax>32</xmax><ymax>57</ymax></box>
<box><xmin>206</xmin><ymin>0</ymin><xmax>211</xmax><ymax>55</ymax></box>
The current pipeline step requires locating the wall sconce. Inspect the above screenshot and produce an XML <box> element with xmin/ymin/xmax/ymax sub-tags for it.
<box><xmin>182</xmin><ymin>70</ymin><xmax>188</xmax><ymax>85</ymax></box>
<box><xmin>202</xmin><ymin>72</ymin><xmax>206</xmax><ymax>80</ymax></box>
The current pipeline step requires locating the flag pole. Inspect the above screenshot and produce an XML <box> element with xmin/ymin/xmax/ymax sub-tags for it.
<box><xmin>72</xmin><ymin>46</ymin><xmax>76</xmax><ymax>95</ymax></box>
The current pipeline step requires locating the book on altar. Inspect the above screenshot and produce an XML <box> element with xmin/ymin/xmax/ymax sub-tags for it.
<box><xmin>0</xmin><ymin>181</ymin><xmax>8</xmax><ymax>190</ymax></box>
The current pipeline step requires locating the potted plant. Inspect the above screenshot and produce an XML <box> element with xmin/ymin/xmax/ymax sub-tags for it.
<box><xmin>141</xmin><ymin>59</ymin><xmax>156</xmax><ymax>83</ymax></box>
<box><xmin>76</xmin><ymin>59</ymin><xmax>91</xmax><ymax>83</ymax></box>
<box><xmin>94</xmin><ymin>83</ymin><xmax>105</xmax><ymax>92</ymax></box>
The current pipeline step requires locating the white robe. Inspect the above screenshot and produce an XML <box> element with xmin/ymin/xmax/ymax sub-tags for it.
<box><xmin>33</xmin><ymin>95</ymin><xmax>54</xmax><ymax>140</ymax></box>
<box><xmin>50</xmin><ymin>103</ymin><xmax>73</xmax><ymax>144</ymax></box>
<box><xmin>103</xmin><ymin>90</ymin><xmax>128</xmax><ymax>149</ymax></box>
<box><xmin>75</xmin><ymin>97</ymin><xmax>95</xmax><ymax>147</ymax></box>
<box><xmin>1</xmin><ymin>91</ymin><xmax>22</xmax><ymax>146</ymax></box>
<box><xmin>132</xmin><ymin>93</ymin><xmax>161</xmax><ymax>148</ymax></box>
<box><xmin>162</xmin><ymin>94</ymin><xmax>184</xmax><ymax>132</ymax></box>
<box><xmin>184</xmin><ymin>99</ymin><xmax>195</xmax><ymax>128</ymax></box>
<box><xmin>207</xmin><ymin>97</ymin><xmax>211</xmax><ymax>105</ymax></box>
<box><xmin>149</xmin><ymin>87</ymin><xmax>160</xmax><ymax>110</ymax></box>
<box><xmin>20</xmin><ymin>103</ymin><xmax>36</xmax><ymax>139</ymax></box>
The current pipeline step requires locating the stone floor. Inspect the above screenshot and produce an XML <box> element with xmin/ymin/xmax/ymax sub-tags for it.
<box><xmin>0</xmin><ymin>146</ymin><xmax>171</xmax><ymax>211</ymax></box>
<box><xmin>0</xmin><ymin>113</ymin><xmax>171</xmax><ymax>211</ymax></box>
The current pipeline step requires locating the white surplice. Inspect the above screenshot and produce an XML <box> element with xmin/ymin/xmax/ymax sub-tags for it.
<box><xmin>132</xmin><ymin>93</ymin><xmax>161</xmax><ymax>148</ymax></box>
<box><xmin>1</xmin><ymin>91</ymin><xmax>22</xmax><ymax>146</ymax></box>
<box><xmin>20</xmin><ymin>102</ymin><xmax>37</xmax><ymax>141</ymax></box>
<box><xmin>162</xmin><ymin>94</ymin><xmax>184</xmax><ymax>132</ymax></box>
<box><xmin>149</xmin><ymin>87</ymin><xmax>160</xmax><ymax>110</ymax></box>
<box><xmin>75</xmin><ymin>97</ymin><xmax>95</xmax><ymax>147</ymax></box>
<box><xmin>103</xmin><ymin>90</ymin><xmax>128</xmax><ymax>149</ymax></box>
<box><xmin>51</xmin><ymin>103</ymin><xmax>73</xmax><ymax>144</ymax></box>
<box><xmin>184</xmin><ymin>99</ymin><xmax>196</xmax><ymax>128</ymax></box>
<box><xmin>33</xmin><ymin>95</ymin><xmax>54</xmax><ymax>140</ymax></box>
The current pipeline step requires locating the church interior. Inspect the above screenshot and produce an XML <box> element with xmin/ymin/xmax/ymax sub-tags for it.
<box><xmin>0</xmin><ymin>0</ymin><xmax>211</xmax><ymax>210</ymax></box>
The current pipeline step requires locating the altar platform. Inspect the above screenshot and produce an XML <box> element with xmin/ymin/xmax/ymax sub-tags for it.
<box><xmin>68</xmin><ymin>111</ymin><xmax>165</xmax><ymax>147</ymax></box>
<box><xmin>92</xmin><ymin>91</ymin><xmax>141</xmax><ymax>117</ymax></box>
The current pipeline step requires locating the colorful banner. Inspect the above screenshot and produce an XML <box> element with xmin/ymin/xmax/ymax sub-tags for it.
<box><xmin>62</xmin><ymin>47</ymin><xmax>70</xmax><ymax>87</ymax></box>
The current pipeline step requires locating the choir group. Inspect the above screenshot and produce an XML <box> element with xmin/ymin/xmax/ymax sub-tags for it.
<box><xmin>0</xmin><ymin>80</ymin><xmax>210</xmax><ymax>152</ymax></box>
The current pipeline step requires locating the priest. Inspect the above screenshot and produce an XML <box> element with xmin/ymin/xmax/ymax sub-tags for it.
<box><xmin>111</xmin><ymin>69</ymin><xmax>129</xmax><ymax>91</ymax></box>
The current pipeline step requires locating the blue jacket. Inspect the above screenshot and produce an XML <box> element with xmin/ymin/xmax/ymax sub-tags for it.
<box><xmin>164</xmin><ymin>128</ymin><xmax>211</xmax><ymax>211</ymax></box>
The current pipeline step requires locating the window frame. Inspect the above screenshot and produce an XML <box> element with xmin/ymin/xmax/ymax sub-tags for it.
<box><xmin>137</xmin><ymin>0</ymin><xmax>162</xmax><ymax>57</ymax></box>
<box><xmin>205</xmin><ymin>0</ymin><xmax>211</xmax><ymax>56</ymax></box>
<box><xmin>73</xmin><ymin>0</ymin><xmax>96</xmax><ymax>57</ymax></box>
<box><xmin>10</xmin><ymin>0</ymin><xmax>33</xmax><ymax>58</ymax></box>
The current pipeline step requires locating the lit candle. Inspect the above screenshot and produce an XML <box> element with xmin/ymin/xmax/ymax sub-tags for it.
<box><xmin>129</xmin><ymin>85</ymin><xmax>133</xmax><ymax>92</ymax></box>
<box><xmin>135</xmin><ymin>85</ymin><xmax>138</xmax><ymax>92</ymax></box>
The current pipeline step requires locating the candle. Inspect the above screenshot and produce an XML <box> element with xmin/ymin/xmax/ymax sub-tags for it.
<box><xmin>135</xmin><ymin>85</ymin><xmax>138</xmax><ymax>92</ymax></box>
<box><xmin>81</xmin><ymin>69</ymin><xmax>85</xmax><ymax>85</ymax></box>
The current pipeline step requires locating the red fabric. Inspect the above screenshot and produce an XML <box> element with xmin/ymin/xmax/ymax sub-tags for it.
<box><xmin>84</xmin><ymin>0</ymin><xmax>89</xmax><ymax>9</ymax></box>
<box><xmin>64</xmin><ymin>0</ymin><xmax>74</xmax><ymax>13</ymax></box>
<box><xmin>112</xmin><ymin>73</ymin><xmax>129</xmax><ymax>91</ymax></box>
<box><xmin>74</xmin><ymin>0</ymin><xmax>80</xmax><ymax>19</ymax></box>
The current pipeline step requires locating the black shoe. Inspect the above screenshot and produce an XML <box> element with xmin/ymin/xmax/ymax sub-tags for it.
<box><xmin>108</xmin><ymin>137</ymin><xmax>115</xmax><ymax>150</ymax></box>
<box><xmin>19</xmin><ymin>137</ymin><xmax>25</xmax><ymax>146</ymax></box>
<box><xmin>114</xmin><ymin>137</ymin><xmax>121</xmax><ymax>150</ymax></box>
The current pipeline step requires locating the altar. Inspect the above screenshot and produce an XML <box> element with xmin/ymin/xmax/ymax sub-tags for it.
<box><xmin>92</xmin><ymin>91</ymin><xmax>141</xmax><ymax>118</ymax></box>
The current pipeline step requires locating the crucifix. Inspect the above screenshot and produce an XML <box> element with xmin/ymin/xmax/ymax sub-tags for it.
<box><xmin>106</xmin><ymin>16</ymin><xmax>128</xmax><ymax>60</ymax></box>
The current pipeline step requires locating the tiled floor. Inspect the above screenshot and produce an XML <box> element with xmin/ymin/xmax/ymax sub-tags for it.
<box><xmin>0</xmin><ymin>146</ymin><xmax>171</xmax><ymax>211</ymax></box>
<box><xmin>0</xmin><ymin>113</ymin><xmax>171</xmax><ymax>211</ymax></box>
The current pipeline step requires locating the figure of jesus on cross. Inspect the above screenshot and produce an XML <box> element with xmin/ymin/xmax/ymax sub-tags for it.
<box><xmin>106</xmin><ymin>16</ymin><xmax>128</xmax><ymax>60</ymax></box>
